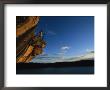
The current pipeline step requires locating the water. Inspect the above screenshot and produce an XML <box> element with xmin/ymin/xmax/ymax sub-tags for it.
<box><xmin>16</xmin><ymin>66</ymin><xmax>94</xmax><ymax>74</ymax></box>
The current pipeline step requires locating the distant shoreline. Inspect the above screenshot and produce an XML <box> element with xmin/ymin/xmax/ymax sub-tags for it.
<box><xmin>16</xmin><ymin>59</ymin><xmax>94</xmax><ymax>69</ymax></box>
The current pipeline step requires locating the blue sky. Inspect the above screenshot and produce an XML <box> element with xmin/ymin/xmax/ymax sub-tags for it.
<box><xmin>33</xmin><ymin>16</ymin><xmax>94</xmax><ymax>60</ymax></box>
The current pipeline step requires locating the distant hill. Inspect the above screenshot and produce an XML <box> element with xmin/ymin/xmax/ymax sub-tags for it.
<box><xmin>17</xmin><ymin>59</ymin><xmax>94</xmax><ymax>69</ymax></box>
<box><xmin>17</xmin><ymin>51</ymin><xmax>94</xmax><ymax>69</ymax></box>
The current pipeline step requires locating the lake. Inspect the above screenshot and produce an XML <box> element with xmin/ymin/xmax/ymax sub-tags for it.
<box><xmin>16</xmin><ymin>66</ymin><xmax>94</xmax><ymax>74</ymax></box>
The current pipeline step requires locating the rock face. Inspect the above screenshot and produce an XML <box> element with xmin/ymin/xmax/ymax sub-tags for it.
<box><xmin>16</xmin><ymin>16</ymin><xmax>46</xmax><ymax>63</ymax></box>
<box><xmin>16</xmin><ymin>16</ymin><xmax>40</xmax><ymax>37</ymax></box>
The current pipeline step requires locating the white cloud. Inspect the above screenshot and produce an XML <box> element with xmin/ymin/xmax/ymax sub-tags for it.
<box><xmin>86</xmin><ymin>49</ymin><xmax>93</xmax><ymax>52</ymax></box>
<box><xmin>31</xmin><ymin>51</ymin><xmax>94</xmax><ymax>63</ymax></box>
<box><xmin>56</xmin><ymin>46</ymin><xmax>70</xmax><ymax>59</ymax></box>
<box><xmin>46</xmin><ymin>30</ymin><xmax>56</xmax><ymax>36</ymax></box>
<box><xmin>57</xmin><ymin>52</ymin><xmax>64</xmax><ymax>55</ymax></box>
<box><xmin>61</xmin><ymin>46</ymin><xmax>70</xmax><ymax>50</ymax></box>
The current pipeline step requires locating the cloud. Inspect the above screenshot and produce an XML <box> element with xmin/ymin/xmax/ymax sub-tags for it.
<box><xmin>31</xmin><ymin>51</ymin><xmax>94</xmax><ymax>63</ymax></box>
<box><xmin>46</xmin><ymin>30</ymin><xmax>56</xmax><ymax>36</ymax></box>
<box><xmin>56</xmin><ymin>46</ymin><xmax>70</xmax><ymax>59</ymax></box>
<box><xmin>61</xmin><ymin>46</ymin><xmax>70</xmax><ymax>50</ymax></box>
<box><xmin>38</xmin><ymin>52</ymin><xmax>48</xmax><ymax>57</ymax></box>
<box><xmin>57</xmin><ymin>52</ymin><xmax>64</xmax><ymax>55</ymax></box>
<box><xmin>86</xmin><ymin>49</ymin><xmax>93</xmax><ymax>52</ymax></box>
<box><xmin>60</xmin><ymin>46</ymin><xmax>70</xmax><ymax>55</ymax></box>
